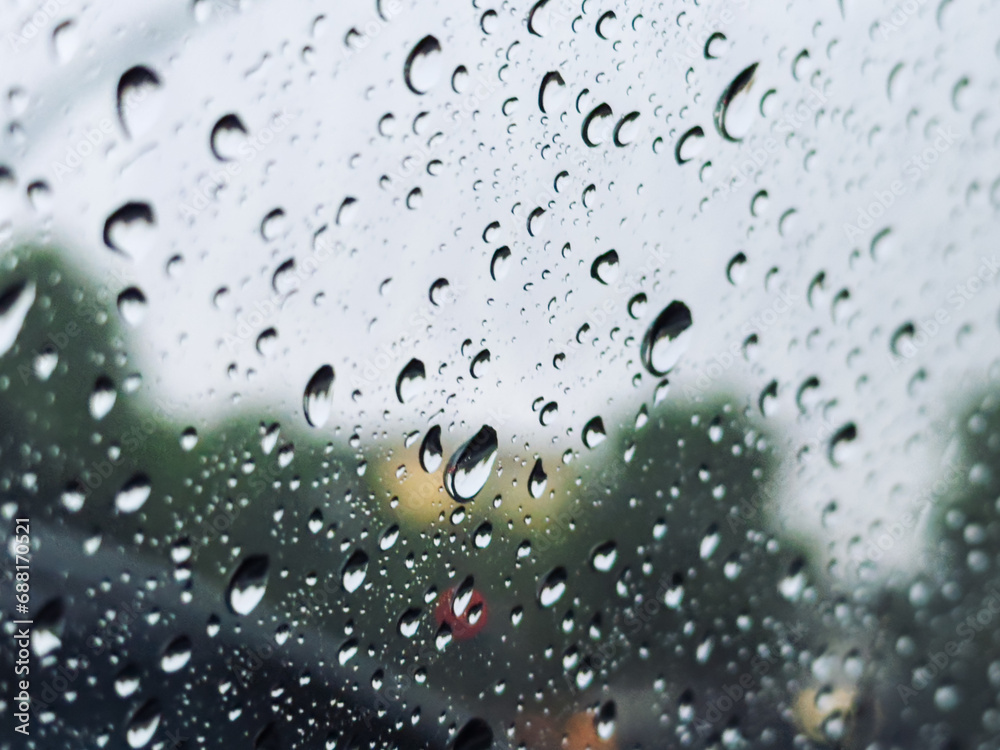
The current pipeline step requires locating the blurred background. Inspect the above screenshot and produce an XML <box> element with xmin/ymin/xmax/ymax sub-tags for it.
<box><xmin>1</xmin><ymin>0</ymin><xmax>1000</xmax><ymax>748</ymax></box>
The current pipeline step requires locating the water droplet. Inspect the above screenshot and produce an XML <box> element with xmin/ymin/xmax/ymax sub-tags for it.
<box><xmin>396</xmin><ymin>358</ymin><xmax>426</xmax><ymax>403</ymax></box>
<box><xmin>828</xmin><ymin>423</ymin><xmax>858</xmax><ymax>466</ymax></box>
<box><xmin>539</xmin><ymin>567</ymin><xmax>567</xmax><ymax>607</ymax></box>
<box><xmin>582</xmin><ymin>103</ymin><xmax>614</xmax><ymax>147</ymax></box>
<box><xmin>444</xmin><ymin>425</ymin><xmax>498</xmax><ymax>502</ymax></box>
<box><xmin>404</xmin><ymin>36</ymin><xmax>443</xmax><ymax>94</ymax></box>
<box><xmin>260</xmin><ymin>208</ymin><xmax>286</xmax><ymax>241</ymax></box>
<box><xmin>596</xmin><ymin>10</ymin><xmax>617</xmax><ymax>39</ymax></box>
<box><xmin>104</xmin><ymin>202</ymin><xmax>156</xmax><ymax>260</ymax></box>
<box><xmin>540</xmin><ymin>401</ymin><xmax>558</xmax><ymax>426</ymax></box>
<box><xmin>117</xmin><ymin>287</ymin><xmax>147</xmax><ymax>326</ymax></box>
<box><xmin>528</xmin><ymin>459</ymin><xmax>547</xmax><ymax>498</ymax></box>
<box><xmin>591</xmin><ymin>542</ymin><xmax>617</xmax><ymax>572</ymax></box>
<box><xmin>470</xmin><ymin>349</ymin><xmax>491</xmax><ymax>379</ymax></box>
<box><xmin>628</xmin><ymin>293</ymin><xmax>647</xmax><ymax>319</ymax></box>
<box><xmin>613</xmin><ymin>111</ymin><xmax>640</xmax><ymax>147</ymax></box>
<box><xmin>115</xmin><ymin>473</ymin><xmax>151</xmax><ymax>514</ymax></box>
<box><xmin>474</xmin><ymin>521</ymin><xmax>493</xmax><ymax>548</ymax></box>
<box><xmin>210</xmin><ymin>114</ymin><xmax>248</xmax><ymax>161</ymax></box>
<box><xmin>590</xmin><ymin>250</ymin><xmax>619</xmax><ymax>284</ymax></box>
<box><xmin>583</xmin><ymin>417</ymin><xmax>606</xmax><ymax>448</ymax></box>
<box><xmin>429</xmin><ymin>277</ymin><xmax>451</xmax><ymax>305</ymax></box>
<box><xmin>490</xmin><ymin>246</ymin><xmax>511</xmax><ymax>280</ymax></box>
<box><xmin>160</xmin><ymin>636</ymin><xmax>192</xmax><ymax>672</ymax></box>
<box><xmin>342</xmin><ymin>549</ymin><xmax>369</xmax><ymax>593</ymax></box>
<box><xmin>539</xmin><ymin>71</ymin><xmax>566</xmax><ymax>113</ymax></box>
<box><xmin>115</xmin><ymin>665</ymin><xmax>141</xmax><ymax>698</ymax></box>
<box><xmin>726</xmin><ymin>252</ymin><xmax>747</xmax><ymax>285</ymax></box>
<box><xmin>227</xmin><ymin>554</ymin><xmax>270</xmax><ymax>615</ymax></box>
<box><xmin>303</xmin><ymin>365</ymin><xmax>335</xmax><ymax>428</ymax></box>
<box><xmin>126</xmin><ymin>700</ymin><xmax>162</xmax><ymax>748</ymax></box>
<box><xmin>89</xmin><ymin>376</ymin><xmax>117</xmax><ymax>420</ymax></box>
<box><xmin>676</xmin><ymin>126</ymin><xmax>705</xmax><ymax>164</ymax></box>
<box><xmin>700</xmin><ymin>526</ymin><xmax>720</xmax><ymax>559</ymax></box>
<box><xmin>398</xmin><ymin>608</ymin><xmax>422</xmax><ymax>638</ymax></box>
<box><xmin>117</xmin><ymin>66</ymin><xmax>163</xmax><ymax>139</ymax></box>
<box><xmin>0</xmin><ymin>280</ymin><xmax>35</xmax><ymax>357</ymax></box>
<box><xmin>420</xmin><ymin>426</ymin><xmax>443</xmax><ymax>472</ymax></box>
<box><xmin>641</xmin><ymin>301</ymin><xmax>693</xmax><ymax>376</ymax></box>
<box><xmin>52</xmin><ymin>20</ymin><xmax>79</xmax><ymax>63</ymax></box>
<box><xmin>715</xmin><ymin>63</ymin><xmax>759</xmax><ymax>141</ymax></box>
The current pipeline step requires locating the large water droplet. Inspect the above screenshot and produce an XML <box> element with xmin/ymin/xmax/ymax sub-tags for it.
<box><xmin>715</xmin><ymin>63</ymin><xmax>760</xmax><ymax>141</ymax></box>
<box><xmin>303</xmin><ymin>365</ymin><xmax>335</xmax><ymax>428</ymax></box>
<box><xmin>117</xmin><ymin>66</ymin><xmax>163</xmax><ymax>139</ymax></box>
<box><xmin>444</xmin><ymin>425</ymin><xmax>498</xmax><ymax>502</ymax></box>
<box><xmin>404</xmin><ymin>36</ymin><xmax>443</xmax><ymax>94</ymax></box>
<box><xmin>227</xmin><ymin>555</ymin><xmax>269</xmax><ymax>615</ymax></box>
<box><xmin>641</xmin><ymin>301</ymin><xmax>693</xmax><ymax>376</ymax></box>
